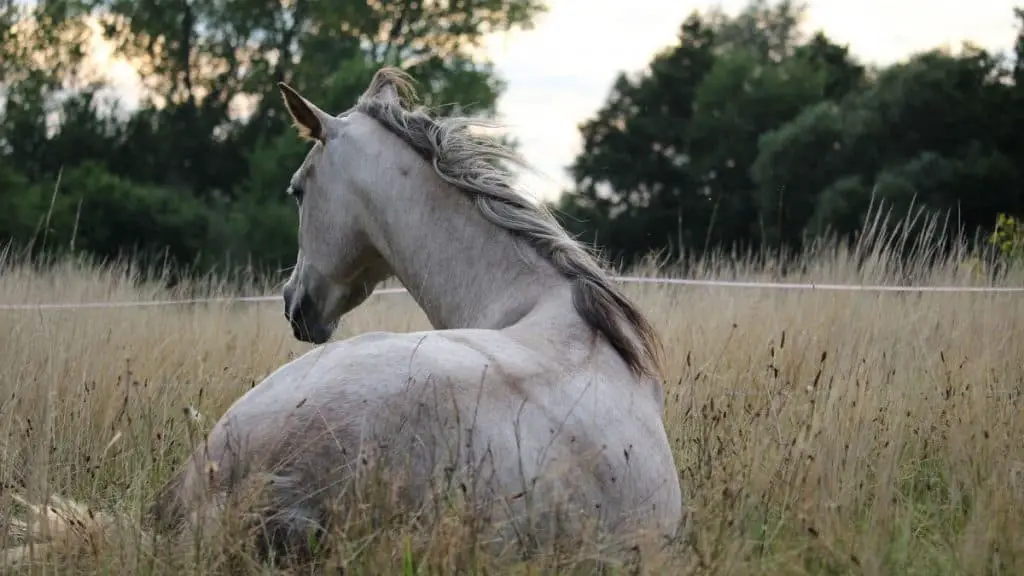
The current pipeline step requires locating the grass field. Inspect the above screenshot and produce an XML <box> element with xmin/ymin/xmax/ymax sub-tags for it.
<box><xmin>1</xmin><ymin>224</ymin><xmax>1022</xmax><ymax>574</ymax></box>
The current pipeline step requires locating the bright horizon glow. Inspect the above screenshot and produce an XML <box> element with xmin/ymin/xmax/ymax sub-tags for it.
<box><xmin>83</xmin><ymin>1</ymin><xmax>1021</xmax><ymax>202</ymax></box>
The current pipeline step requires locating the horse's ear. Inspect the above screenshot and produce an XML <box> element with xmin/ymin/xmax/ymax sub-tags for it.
<box><xmin>278</xmin><ymin>82</ymin><xmax>328</xmax><ymax>142</ymax></box>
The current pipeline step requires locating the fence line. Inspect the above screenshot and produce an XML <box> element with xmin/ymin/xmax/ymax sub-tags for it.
<box><xmin>1</xmin><ymin>275</ymin><xmax>1021</xmax><ymax>311</ymax></box>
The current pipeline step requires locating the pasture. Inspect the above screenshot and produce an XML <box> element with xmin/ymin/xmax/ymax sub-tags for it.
<box><xmin>0</xmin><ymin>232</ymin><xmax>1022</xmax><ymax>574</ymax></box>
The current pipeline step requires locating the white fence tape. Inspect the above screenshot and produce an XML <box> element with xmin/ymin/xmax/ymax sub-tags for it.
<box><xmin>1</xmin><ymin>276</ymin><xmax>1021</xmax><ymax>311</ymax></box>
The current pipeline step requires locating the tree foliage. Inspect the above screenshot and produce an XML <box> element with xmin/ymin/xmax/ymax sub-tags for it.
<box><xmin>1</xmin><ymin>0</ymin><xmax>544</xmax><ymax>275</ymax></box>
<box><xmin>557</xmin><ymin>0</ymin><xmax>1024</xmax><ymax>267</ymax></box>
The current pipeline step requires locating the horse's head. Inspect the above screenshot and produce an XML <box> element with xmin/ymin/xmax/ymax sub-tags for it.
<box><xmin>276</xmin><ymin>82</ymin><xmax>392</xmax><ymax>344</ymax></box>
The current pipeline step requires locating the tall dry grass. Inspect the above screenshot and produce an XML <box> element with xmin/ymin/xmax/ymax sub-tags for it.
<box><xmin>0</xmin><ymin>214</ymin><xmax>1022</xmax><ymax>574</ymax></box>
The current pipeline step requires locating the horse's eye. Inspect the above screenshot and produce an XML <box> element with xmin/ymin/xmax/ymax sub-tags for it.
<box><xmin>289</xmin><ymin>185</ymin><xmax>305</xmax><ymax>204</ymax></box>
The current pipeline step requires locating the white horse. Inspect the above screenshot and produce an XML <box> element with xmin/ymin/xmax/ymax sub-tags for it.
<box><xmin>151</xmin><ymin>67</ymin><xmax>683</xmax><ymax>558</ymax></box>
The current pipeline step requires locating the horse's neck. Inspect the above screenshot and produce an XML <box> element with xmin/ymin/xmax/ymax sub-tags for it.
<box><xmin>366</xmin><ymin>164</ymin><xmax>571</xmax><ymax>332</ymax></box>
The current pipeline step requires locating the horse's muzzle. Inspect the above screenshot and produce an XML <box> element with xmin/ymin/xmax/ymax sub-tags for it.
<box><xmin>283</xmin><ymin>287</ymin><xmax>331</xmax><ymax>344</ymax></box>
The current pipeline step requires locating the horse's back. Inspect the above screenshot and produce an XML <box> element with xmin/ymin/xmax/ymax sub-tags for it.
<box><xmin>156</xmin><ymin>328</ymin><xmax>681</xmax><ymax>547</ymax></box>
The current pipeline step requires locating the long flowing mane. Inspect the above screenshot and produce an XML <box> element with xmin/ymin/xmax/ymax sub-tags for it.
<box><xmin>353</xmin><ymin>67</ymin><xmax>665</xmax><ymax>379</ymax></box>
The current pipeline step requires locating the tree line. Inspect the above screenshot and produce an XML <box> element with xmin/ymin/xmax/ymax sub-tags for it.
<box><xmin>555</xmin><ymin>1</ymin><xmax>1024</xmax><ymax>267</ymax></box>
<box><xmin>1</xmin><ymin>0</ymin><xmax>1022</xmax><ymax>279</ymax></box>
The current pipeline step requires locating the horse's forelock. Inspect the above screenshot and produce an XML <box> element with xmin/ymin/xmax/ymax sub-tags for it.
<box><xmin>360</xmin><ymin>67</ymin><xmax>419</xmax><ymax>107</ymax></box>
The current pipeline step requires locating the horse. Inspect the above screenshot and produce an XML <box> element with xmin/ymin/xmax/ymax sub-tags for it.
<box><xmin>150</xmin><ymin>67</ymin><xmax>683</xmax><ymax>560</ymax></box>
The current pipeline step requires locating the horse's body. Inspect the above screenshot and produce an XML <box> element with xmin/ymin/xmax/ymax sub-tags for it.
<box><xmin>152</xmin><ymin>68</ymin><xmax>683</xmax><ymax>555</ymax></box>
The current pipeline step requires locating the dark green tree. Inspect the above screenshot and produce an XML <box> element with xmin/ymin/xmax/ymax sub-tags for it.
<box><xmin>558</xmin><ymin>0</ymin><xmax>1024</xmax><ymax>265</ymax></box>
<box><xmin>558</xmin><ymin>0</ymin><xmax>852</xmax><ymax>262</ymax></box>
<box><xmin>757</xmin><ymin>45</ymin><xmax>1021</xmax><ymax>247</ymax></box>
<box><xmin>1</xmin><ymin>0</ymin><xmax>545</xmax><ymax>275</ymax></box>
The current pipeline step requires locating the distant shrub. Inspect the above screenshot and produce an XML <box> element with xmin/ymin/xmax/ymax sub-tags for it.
<box><xmin>989</xmin><ymin>213</ymin><xmax>1024</xmax><ymax>261</ymax></box>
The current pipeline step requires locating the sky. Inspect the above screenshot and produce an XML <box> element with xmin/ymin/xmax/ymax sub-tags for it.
<box><xmin>88</xmin><ymin>0</ymin><xmax>1021</xmax><ymax>202</ymax></box>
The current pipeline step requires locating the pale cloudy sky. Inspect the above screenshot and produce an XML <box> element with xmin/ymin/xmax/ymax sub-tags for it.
<box><xmin>91</xmin><ymin>1</ymin><xmax>1020</xmax><ymax>201</ymax></box>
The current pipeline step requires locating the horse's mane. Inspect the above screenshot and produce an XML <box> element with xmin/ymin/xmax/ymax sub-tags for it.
<box><xmin>353</xmin><ymin>67</ymin><xmax>665</xmax><ymax>380</ymax></box>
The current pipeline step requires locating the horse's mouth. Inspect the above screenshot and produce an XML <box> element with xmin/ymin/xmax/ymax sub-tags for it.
<box><xmin>291</xmin><ymin>320</ymin><xmax>332</xmax><ymax>344</ymax></box>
